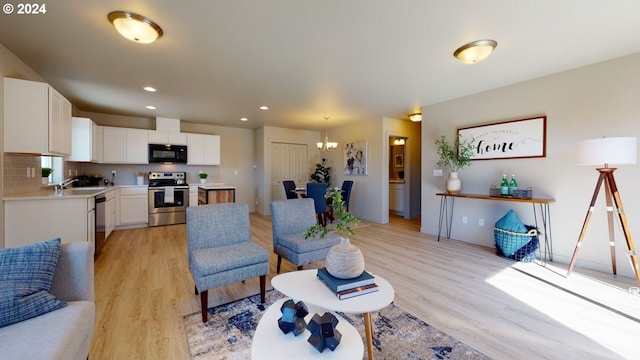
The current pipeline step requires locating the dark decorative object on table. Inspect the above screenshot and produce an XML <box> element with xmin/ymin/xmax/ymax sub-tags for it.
<box><xmin>307</xmin><ymin>312</ymin><xmax>342</xmax><ymax>352</ymax></box>
<box><xmin>277</xmin><ymin>299</ymin><xmax>308</xmax><ymax>336</ymax></box>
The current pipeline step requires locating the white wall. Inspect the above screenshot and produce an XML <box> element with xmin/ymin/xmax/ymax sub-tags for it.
<box><xmin>421</xmin><ymin>53</ymin><xmax>640</xmax><ymax>278</ymax></box>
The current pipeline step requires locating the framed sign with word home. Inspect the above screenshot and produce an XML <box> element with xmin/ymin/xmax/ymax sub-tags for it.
<box><xmin>458</xmin><ymin>116</ymin><xmax>547</xmax><ymax>160</ymax></box>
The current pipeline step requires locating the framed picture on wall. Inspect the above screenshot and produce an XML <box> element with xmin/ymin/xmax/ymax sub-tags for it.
<box><xmin>394</xmin><ymin>154</ymin><xmax>404</xmax><ymax>168</ymax></box>
<box><xmin>344</xmin><ymin>140</ymin><xmax>367</xmax><ymax>175</ymax></box>
<box><xmin>458</xmin><ymin>115</ymin><xmax>547</xmax><ymax>160</ymax></box>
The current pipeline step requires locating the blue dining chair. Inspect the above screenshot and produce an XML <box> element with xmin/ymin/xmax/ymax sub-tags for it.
<box><xmin>341</xmin><ymin>180</ymin><xmax>354</xmax><ymax>212</ymax></box>
<box><xmin>282</xmin><ymin>180</ymin><xmax>298</xmax><ymax>199</ymax></box>
<box><xmin>306</xmin><ymin>182</ymin><xmax>328</xmax><ymax>226</ymax></box>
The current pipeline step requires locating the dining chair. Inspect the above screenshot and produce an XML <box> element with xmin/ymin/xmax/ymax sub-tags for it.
<box><xmin>282</xmin><ymin>180</ymin><xmax>298</xmax><ymax>199</ymax></box>
<box><xmin>306</xmin><ymin>182</ymin><xmax>328</xmax><ymax>226</ymax></box>
<box><xmin>186</xmin><ymin>203</ymin><xmax>270</xmax><ymax>322</ymax></box>
<box><xmin>341</xmin><ymin>180</ymin><xmax>354</xmax><ymax>212</ymax></box>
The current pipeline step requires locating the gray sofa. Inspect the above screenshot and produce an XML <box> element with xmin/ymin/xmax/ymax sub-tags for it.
<box><xmin>0</xmin><ymin>242</ymin><xmax>95</xmax><ymax>360</ymax></box>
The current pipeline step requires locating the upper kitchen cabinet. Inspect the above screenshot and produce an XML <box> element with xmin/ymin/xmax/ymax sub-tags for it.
<box><xmin>187</xmin><ymin>133</ymin><xmax>220</xmax><ymax>165</ymax></box>
<box><xmin>68</xmin><ymin>117</ymin><xmax>98</xmax><ymax>162</ymax></box>
<box><xmin>4</xmin><ymin>77</ymin><xmax>72</xmax><ymax>156</ymax></box>
<box><xmin>102</xmin><ymin>126</ymin><xmax>149</xmax><ymax>164</ymax></box>
<box><xmin>148</xmin><ymin>130</ymin><xmax>187</xmax><ymax>145</ymax></box>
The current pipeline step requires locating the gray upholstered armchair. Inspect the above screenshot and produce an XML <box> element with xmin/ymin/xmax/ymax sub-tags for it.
<box><xmin>270</xmin><ymin>198</ymin><xmax>341</xmax><ymax>273</ymax></box>
<box><xmin>187</xmin><ymin>203</ymin><xmax>270</xmax><ymax>322</ymax></box>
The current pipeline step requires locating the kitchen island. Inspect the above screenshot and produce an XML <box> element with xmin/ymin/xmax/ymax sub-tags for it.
<box><xmin>197</xmin><ymin>184</ymin><xmax>236</xmax><ymax>205</ymax></box>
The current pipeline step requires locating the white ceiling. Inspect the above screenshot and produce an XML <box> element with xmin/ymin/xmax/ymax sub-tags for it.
<box><xmin>2</xmin><ymin>0</ymin><xmax>640</xmax><ymax>131</ymax></box>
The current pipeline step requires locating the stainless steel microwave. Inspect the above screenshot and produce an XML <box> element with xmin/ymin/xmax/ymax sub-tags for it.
<box><xmin>148</xmin><ymin>144</ymin><xmax>188</xmax><ymax>163</ymax></box>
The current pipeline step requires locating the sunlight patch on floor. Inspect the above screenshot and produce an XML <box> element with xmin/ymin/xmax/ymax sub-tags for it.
<box><xmin>486</xmin><ymin>267</ymin><xmax>639</xmax><ymax>359</ymax></box>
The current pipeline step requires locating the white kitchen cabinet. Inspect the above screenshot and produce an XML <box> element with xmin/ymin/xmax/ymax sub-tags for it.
<box><xmin>189</xmin><ymin>185</ymin><xmax>199</xmax><ymax>207</ymax></box>
<box><xmin>68</xmin><ymin>117</ymin><xmax>97</xmax><ymax>162</ymax></box>
<box><xmin>4</xmin><ymin>77</ymin><xmax>72</xmax><ymax>156</ymax></box>
<box><xmin>4</xmin><ymin>197</ymin><xmax>93</xmax><ymax>248</ymax></box>
<box><xmin>102</xmin><ymin>127</ymin><xmax>149</xmax><ymax>164</ymax></box>
<box><xmin>148</xmin><ymin>131</ymin><xmax>187</xmax><ymax>145</ymax></box>
<box><xmin>187</xmin><ymin>133</ymin><xmax>220</xmax><ymax>165</ymax></box>
<box><xmin>93</xmin><ymin>125</ymin><xmax>104</xmax><ymax>163</ymax></box>
<box><xmin>119</xmin><ymin>187</ymin><xmax>149</xmax><ymax>226</ymax></box>
<box><xmin>389</xmin><ymin>182</ymin><xmax>405</xmax><ymax>215</ymax></box>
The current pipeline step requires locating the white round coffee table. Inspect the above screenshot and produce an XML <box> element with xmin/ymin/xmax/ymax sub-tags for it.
<box><xmin>251</xmin><ymin>297</ymin><xmax>364</xmax><ymax>359</ymax></box>
<box><xmin>271</xmin><ymin>269</ymin><xmax>395</xmax><ymax>360</ymax></box>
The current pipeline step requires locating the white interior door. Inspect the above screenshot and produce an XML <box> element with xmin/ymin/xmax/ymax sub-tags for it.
<box><xmin>271</xmin><ymin>142</ymin><xmax>309</xmax><ymax>201</ymax></box>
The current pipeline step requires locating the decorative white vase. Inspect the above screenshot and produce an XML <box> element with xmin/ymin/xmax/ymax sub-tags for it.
<box><xmin>326</xmin><ymin>237</ymin><xmax>365</xmax><ymax>279</ymax></box>
<box><xmin>200</xmin><ymin>178</ymin><xmax>207</xmax><ymax>184</ymax></box>
<box><xmin>446</xmin><ymin>172</ymin><xmax>461</xmax><ymax>193</ymax></box>
<box><xmin>42</xmin><ymin>177</ymin><xmax>49</xmax><ymax>185</ymax></box>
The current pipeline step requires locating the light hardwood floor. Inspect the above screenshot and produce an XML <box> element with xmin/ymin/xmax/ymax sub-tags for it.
<box><xmin>90</xmin><ymin>214</ymin><xmax>640</xmax><ymax>359</ymax></box>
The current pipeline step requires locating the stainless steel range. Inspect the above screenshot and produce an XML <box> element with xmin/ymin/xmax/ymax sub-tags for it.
<box><xmin>148</xmin><ymin>171</ymin><xmax>189</xmax><ymax>226</ymax></box>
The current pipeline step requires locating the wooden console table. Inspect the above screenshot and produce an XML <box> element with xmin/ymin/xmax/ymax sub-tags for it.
<box><xmin>436</xmin><ymin>192</ymin><xmax>555</xmax><ymax>261</ymax></box>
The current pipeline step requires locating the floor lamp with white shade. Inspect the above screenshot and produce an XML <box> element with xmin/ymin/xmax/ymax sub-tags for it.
<box><xmin>567</xmin><ymin>137</ymin><xmax>640</xmax><ymax>288</ymax></box>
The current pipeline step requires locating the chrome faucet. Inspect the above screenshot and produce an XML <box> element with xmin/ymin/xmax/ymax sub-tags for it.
<box><xmin>55</xmin><ymin>178</ymin><xmax>78</xmax><ymax>195</ymax></box>
<box><xmin>60</xmin><ymin>178</ymin><xmax>78</xmax><ymax>188</ymax></box>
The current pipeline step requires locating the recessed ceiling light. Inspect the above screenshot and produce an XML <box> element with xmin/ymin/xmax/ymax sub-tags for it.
<box><xmin>260</xmin><ymin>106</ymin><xmax>269</xmax><ymax>110</ymax></box>
<box><xmin>240</xmin><ymin>117</ymin><xmax>248</xmax><ymax>121</ymax></box>
<box><xmin>144</xmin><ymin>86</ymin><xmax>157</xmax><ymax>92</ymax></box>
<box><xmin>108</xmin><ymin>11</ymin><xmax>163</xmax><ymax>44</ymax></box>
<box><xmin>146</xmin><ymin>105</ymin><xmax>156</xmax><ymax>110</ymax></box>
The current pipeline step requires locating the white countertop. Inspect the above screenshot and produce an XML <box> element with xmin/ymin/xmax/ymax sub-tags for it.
<box><xmin>3</xmin><ymin>185</ymin><xmax>146</xmax><ymax>201</ymax></box>
<box><xmin>197</xmin><ymin>183</ymin><xmax>236</xmax><ymax>190</ymax></box>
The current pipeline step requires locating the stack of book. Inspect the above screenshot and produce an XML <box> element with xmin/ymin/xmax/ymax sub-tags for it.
<box><xmin>316</xmin><ymin>267</ymin><xmax>378</xmax><ymax>300</ymax></box>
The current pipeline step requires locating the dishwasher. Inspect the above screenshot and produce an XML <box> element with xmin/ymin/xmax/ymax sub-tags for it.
<box><xmin>95</xmin><ymin>194</ymin><xmax>106</xmax><ymax>256</ymax></box>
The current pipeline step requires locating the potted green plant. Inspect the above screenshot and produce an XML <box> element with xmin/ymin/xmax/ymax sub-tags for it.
<box><xmin>305</xmin><ymin>187</ymin><xmax>364</xmax><ymax>279</ymax></box>
<box><xmin>41</xmin><ymin>167</ymin><xmax>53</xmax><ymax>185</ymax></box>
<box><xmin>435</xmin><ymin>134</ymin><xmax>475</xmax><ymax>193</ymax></box>
<box><xmin>199</xmin><ymin>172</ymin><xmax>208</xmax><ymax>184</ymax></box>
<box><xmin>310</xmin><ymin>158</ymin><xmax>331</xmax><ymax>185</ymax></box>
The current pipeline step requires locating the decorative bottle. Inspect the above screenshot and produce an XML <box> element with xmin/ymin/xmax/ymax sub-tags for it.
<box><xmin>509</xmin><ymin>175</ymin><xmax>518</xmax><ymax>196</ymax></box>
<box><xmin>500</xmin><ymin>175</ymin><xmax>509</xmax><ymax>196</ymax></box>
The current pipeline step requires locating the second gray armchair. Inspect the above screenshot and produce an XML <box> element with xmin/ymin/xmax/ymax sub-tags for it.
<box><xmin>270</xmin><ymin>198</ymin><xmax>341</xmax><ymax>273</ymax></box>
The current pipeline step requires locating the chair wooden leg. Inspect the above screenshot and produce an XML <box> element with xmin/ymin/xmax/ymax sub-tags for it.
<box><xmin>259</xmin><ymin>275</ymin><xmax>266</xmax><ymax>303</ymax></box>
<box><xmin>200</xmin><ymin>290</ymin><xmax>208</xmax><ymax>323</ymax></box>
<box><xmin>277</xmin><ymin>256</ymin><xmax>282</xmax><ymax>273</ymax></box>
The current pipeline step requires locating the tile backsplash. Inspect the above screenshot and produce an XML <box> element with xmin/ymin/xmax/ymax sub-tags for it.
<box><xmin>3</xmin><ymin>153</ymin><xmax>45</xmax><ymax>196</ymax></box>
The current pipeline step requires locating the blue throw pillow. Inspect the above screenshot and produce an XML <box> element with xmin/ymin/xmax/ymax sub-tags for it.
<box><xmin>494</xmin><ymin>209</ymin><xmax>530</xmax><ymax>256</ymax></box>
<box><xmin>0</xmin><ymin>238</ymin><xmax>67</xmax><ymax>328</ymax></box>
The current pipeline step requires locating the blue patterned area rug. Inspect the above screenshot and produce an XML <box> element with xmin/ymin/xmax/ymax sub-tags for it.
<box><xmin>183</xmin><ymin>290</ymin><xmax>488</xmax><ymax>359</ymax></box>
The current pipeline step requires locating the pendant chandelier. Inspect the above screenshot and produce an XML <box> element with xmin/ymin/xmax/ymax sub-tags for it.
<box><xmin>317</xmin><ymin>117</ymin><xmax>338</xmax><ymax>151</ymax></box>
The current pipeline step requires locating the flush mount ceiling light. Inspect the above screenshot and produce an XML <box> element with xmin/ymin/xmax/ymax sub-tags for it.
<box><xmin>453</xmin><ymin>39</ymin><xmax>497</xmax><ymax>64</ymax></box>
<box><xmin>408</xmin><ymin>113</ymin><xmax>422</xmax><ymax>122</ymax></box>
<box><xmin>108</xmin><ymin>11</ymin><xmax>163</xmax><ymax>44</ymax></box>
<box><xmin>317</xmin><ymin>117</ymin><xmax>338</xmax><ymax>152</ymax></box>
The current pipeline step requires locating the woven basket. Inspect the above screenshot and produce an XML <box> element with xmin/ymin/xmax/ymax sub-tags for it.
<box><xmin>494</xmin><ymin>225</ymin><xmax>539</xmax><ymax>262</ymax></box>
